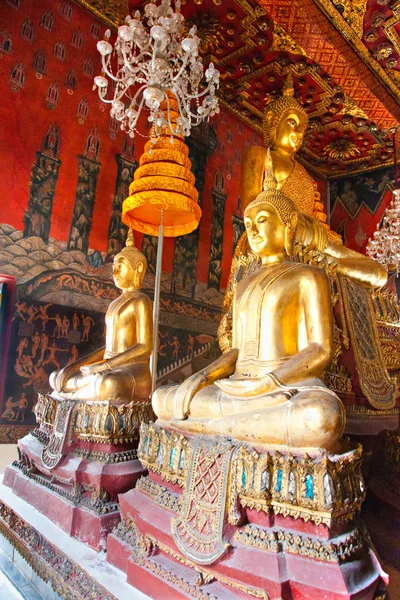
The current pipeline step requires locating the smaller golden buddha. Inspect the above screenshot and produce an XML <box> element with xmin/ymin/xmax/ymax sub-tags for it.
<box><xmin>153</xmin><ymin>155</ymin><xmax>345</xmax><ymax>451</ymax></box>
<box><xmin>49</xmin><ymin>230</ymin><xmax>153</xmax><ymax>405</ymax></box>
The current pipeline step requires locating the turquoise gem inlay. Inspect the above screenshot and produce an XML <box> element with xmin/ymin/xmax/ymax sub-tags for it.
<box><xmin>276</xmin><ymin>469</ymin><xmax>283</xmax><ymax>492</ymax></box>
<box><xmin>242</xmin><ymin>468</ymin><xmax>247</xmax><ymax>488</ymax></box>
<box><xmin>157</xmin><ymin>445</ymin><xmax>164</xmax><ymax>465</ymax></box>
<box><xmin>179</xmin><ymin>449</ymin><xmax>184</xmax><ymax>470</ymax></box>
<box><xmin>169</xmin><ymin>447</ymin><xmax>176</xmax><ymax>468</ymax></box>
<box><xmin>143</xmin><ymin>435</ymin><xmax>148</xmax><ymax>454</ymax></box>
<box><xmin>305</xmin><ymin>473</ymin><xmax>314</xmax><ymax>499</ymax></box>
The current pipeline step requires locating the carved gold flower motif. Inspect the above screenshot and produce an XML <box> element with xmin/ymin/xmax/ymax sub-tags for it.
<box><xmin>323</xmin><ymin>139</ymin><xmax>361</xmax><ymax>160</ymax></box>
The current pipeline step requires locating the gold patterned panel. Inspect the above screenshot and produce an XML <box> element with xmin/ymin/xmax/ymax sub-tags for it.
<box><xmin>139</xmin><ymin>424</ymin><xmax>366</xmax><ymax>528</ymax></box>
<box><xmin>339</xmin><ymin>277</ymin><xmax>397</xmax><ymax>410</ymax></box>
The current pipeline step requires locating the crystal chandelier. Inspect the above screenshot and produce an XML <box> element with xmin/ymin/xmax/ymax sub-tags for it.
<box><xmin>93</xmin><ymin>0</ymin><xmax>220</xmax><ymax>142</ymax></box>
<box><xmin>366</xmin><ymin>188</ymin><xmax>400</xmax><ymax>273</ymax></box>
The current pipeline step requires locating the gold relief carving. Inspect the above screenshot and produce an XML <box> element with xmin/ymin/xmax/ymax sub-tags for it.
<box><xmin>73</xmin><ymin>399</ymin><xmax>154</xmax><ymax>444</ymax></box>
<box><xmin>0</xmin><ymin>502</ymin><xmax>116</xmax><ymax>600</ymax></box>
<box><xmin>324</xmin><ymin>322</ymin><xmax>353</xmax><ymax>394</ymax></box>
<box><xmin>138</xmin><ymin>423</ymin><xmax>190</xmax><ymax>487</ymax></box>
<box><xmin>114</xmin><ymin>514</ymin><xmax>269</xmax><ymax>600</ymax></box>
<box><xmin>334</xmin><ymin>0</ymin><xmax>368</xmax><ymax>38</ymax></box>
<box><xmin>36</xmin><ymin>394</ymin><xmax>154</xmax><ymax>445</ymax></box>
<box><xmin>339</xmin><ymin>277</ymin><xmax>397</xmax><ymax>410</ymax></box>
<box><xmin>270</xmin><ymin>23</ymin><xmax>306</xmax><ymax>55</ymax></box>
<box><xmin>140</xmin><ymin>425</ymin><xmax>366</xmax><ymax>528</ymax></box>
<box><xmin>235</xmin><ymin>523</ymin><xmax>366</xmax><ymax>563</ymax></box>
<box><xmin>35</xmin><ymin>393</ymin><xmax>57</xmax><ymax>429</ymax></box>
<box><xmin>324</xmin><ymin>365</ymin><xmax>353</xmax><ymax>394</ymax></box>
<box><xmin>346</xmin><ymin>405</ymin><xmax>398</xmax><ymax>417</ymax></box>
<box><xmin>172</xmin><ymin>436</ymin><xmax>236</xmax><ymax>565</ymax></box>
<box><xmin>336</xmin><ymin>96</ymin><xmax>369</xmax><ymax>119</ymax></box>
<box><xmin>322</xmin><ymin>139</ymin><xmax>360</xmax><ymax>161</ymax></box>
<box><xmin>312</xmin><ymin>0</ymin><xmax>400</xmax><ymax>110</ymax></box>
<box><xmin>13</xmin><ymin>448</ymin><xmax>119</xmax><ymax>513</ymax></box>
<box><xmin>75</xmin><ymin>0</ymin><xmax>127</xmax><ymax>27</ymax></box>
<box><xmin>136</xmin><ymin>476</ymin><xmax>182</xmax><ymax>513</ymax></box>
<box><xmin>236</xmin><ymin>444</ymin><xmax>365</xmax><ymax>527</ymax></box>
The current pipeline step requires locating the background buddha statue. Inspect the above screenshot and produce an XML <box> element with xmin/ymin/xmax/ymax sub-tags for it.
<box><xmin>219</xmin><ymin>74</ymin><xmax>389</xmax><ymax>415</ymax></box>
<box><xmin>153</xmin><ymin>157</ymin><xmax>345</xmax><ymax>451</ymax></box>
<box><xmin>239</xmin><ymin>70</ymin><xmax>386</xmax><ymax>290</ymax></box>
<box><xmin>49</xmin><ymin>230</ymin><xmax>153</xmax><ymax>405</ymax></box>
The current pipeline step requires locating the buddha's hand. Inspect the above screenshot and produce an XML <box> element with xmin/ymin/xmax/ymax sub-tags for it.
<box><xmin>172</xmin><ymin>372</ymin><xmax>206</xmax><ymax>420</ymax></box>
<box><xmin>50</xmin><ymin>366</ymin><xmax>76</xmax><ymax>393</ymax></box>
<box><xmin>80</xmin><ymin>361</ymin><xmax>111</xmax><ymax>376</ymax></box>
<box><xmin>215</xmin><ymin>373</ymin><xmax>278</xmax><ymax>398</ymax></box>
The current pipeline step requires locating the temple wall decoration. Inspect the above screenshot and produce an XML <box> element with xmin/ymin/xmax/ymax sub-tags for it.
<box><xmin>23</xmin><ymin>124</ymin><xmax>61</xmax><ymax>243</ymax></box>
<box><xmin>329</xmin><ymin>167</ymin><xmax>393</xmax><ymax>253</ymax></box>
<box><xmin>208</xmin><ymin>172</ymin><xmax>227</xmax><ymax>290</ymax></box>
<box><xmin>0</xmin><ymin>0</ymin><xmax>266</xmax><ymax>442</ymax></box>
<box><xmin>107</xmin><ymin>139</ymin><xmax>137</xmax><ymax>258</ymax></box>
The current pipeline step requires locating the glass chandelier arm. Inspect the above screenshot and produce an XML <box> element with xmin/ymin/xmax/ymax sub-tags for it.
<box><xmin>172</xmin><ymin>54</ymin><xmax>191</xmax><ymax>83</ymax></box>
<box><xmin>101</xmin><ymin>55</ymin><xmax>123</xmax><ymax>83</ymax></box>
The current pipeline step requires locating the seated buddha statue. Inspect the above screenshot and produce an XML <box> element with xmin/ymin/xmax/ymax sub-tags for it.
<box><xmin>153</xmin><ymin>156</ymin><xmax>345</xmax><ymax>451</ymax></box>
<box><xmin>49</xmin><ymin>230</ymin><xmax>153</xmax><ymax>405</ymax></box>
<box><xmin>240</xmin><ymin>70</ymin><xmax>386</xmax><ymax>290</ymax></box>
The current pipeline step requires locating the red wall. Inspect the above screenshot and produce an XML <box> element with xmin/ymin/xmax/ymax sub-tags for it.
<box><xmin>0</xmin><ymin>0</ymin><xmax>266</xmax><ymax>287</ymax></box>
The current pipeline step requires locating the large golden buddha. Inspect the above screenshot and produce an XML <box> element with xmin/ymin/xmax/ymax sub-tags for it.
<box><xmin>153</xmin><ymin>157</ymin><xmax>345</xmax><ymax>451</ymax></box>
<box><xmin>49</xmin><ymin>231</ymin><xmax>153</xmax><ymax>405</ymax></box>
<box><xmin>240</xmin><ymin>71</ymin><xmax>386</xmax><ymax>291</ymax></box>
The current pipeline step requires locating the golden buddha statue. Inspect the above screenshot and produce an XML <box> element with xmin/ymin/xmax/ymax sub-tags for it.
<box><xmin>240</xmin><ymin>71</ymin><xmax>386</xmax><ymax>291</ymax></box>
<box><xmin>153</xmin><ymin>158</ymin><xmax>345</xmax><ymax>451</ymax></box>
<box><xmin>49</xmin><ymin>230</ymin><xmax>153</xmax><ymax>405</ymax></box>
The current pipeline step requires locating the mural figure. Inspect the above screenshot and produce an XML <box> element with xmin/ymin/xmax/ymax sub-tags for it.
<box><xmin>42</xmin><ymin>342</ymin><xmax>68</xmax><ymax>370</ymax></box>
<box><xmin>23</xmin><ymin>125</ymin><xmax>61</xmax><ymax>242</ymax></box>
<box><xmin>61</xmin><ymin>315</ymin><xmax>70</xmax><ymax>338</ymax></box>
<box><xmin>172</xmin><ymin>125</ymin><xmax>217</xmax><ymax>297</ymax></box>
<box><xmin>31</xmin><ymin>331</ymin><xmax>41</xmax><ymax>358</ymax></box>
<box><xmin>1</xmin><ymin>398</ymin><xmax>17</xmax><ymax>421</ymax></box>
<box><xmin>107</xmin><ymin>142</ymin><xmax>137</xmax><ymax>258</ymax></box>
<box><xmin>35</xmin><ymin>303</ymin><xmax>52</xmax><ymax>331</ymax></box>
<box><xmin>141</xmin><ymin>236</ymin><xmax>157</xmax><ymax>275</ymax></box>
<box><xmin>72</xmin><ymin>311</ymin><xmax>80</xmax><ymax>331</ymax></box>
<box><xmin>52</xmin><ymin>314</ymin><xmax>62</xmax><ymax>338</ymax></box>
<box><xmin>81</xmin><ymin>313</ymin><xmax>95</xmax><ymax>342</ymax></box>
<box><xmin>67</xmin><ymin>129</ymin><xmax>101</xmax><ymax>254</ymax></box>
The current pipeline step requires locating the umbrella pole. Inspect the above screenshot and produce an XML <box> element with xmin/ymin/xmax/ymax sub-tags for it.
<box><xmin>151</xmin><ymin>209</ymin><xmax>164</xmax><ymax>395</ymax></box>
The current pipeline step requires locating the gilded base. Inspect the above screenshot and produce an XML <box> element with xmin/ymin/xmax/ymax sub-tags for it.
<box><xmin>36</xmin><ymin>391</ymin><xmax>154</xmax><ymax>445</ymax></box>
<box><xmin>138</xmin><ymin>422</ymin><xmax>365</xmax><ymax>528</ymax></box>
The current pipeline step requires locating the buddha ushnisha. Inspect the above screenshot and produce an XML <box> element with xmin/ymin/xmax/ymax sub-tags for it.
<box><xmin>153</xmin><ymin>158</ymin><xmax>345</xmax><ymax>451</ymax></box>
<box><xmin>50</xmin><ymin>230</ymin><xmax>153</xmax><ymax>405</ymax></box>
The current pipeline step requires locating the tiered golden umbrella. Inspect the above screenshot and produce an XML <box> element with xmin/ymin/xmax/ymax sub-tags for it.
<box><xmin>122</xmin><ymin>92</ymin><xmax>201</xmax><ymax>391</ymax></box>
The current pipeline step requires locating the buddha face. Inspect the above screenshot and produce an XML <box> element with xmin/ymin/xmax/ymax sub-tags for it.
<box><xmin>244</xmin><ymin>202</ymin><xmax>286</xmax><ymax>259</ymax></box>
<box><xmin>113</xmin><ymin>256</ymin><xmax>140</xmax><ymax>290</ymax></box>
<box><xmin>273</xmin><ymin>110</ymin><xmax>304</xmax><ymax>154</ymax></box>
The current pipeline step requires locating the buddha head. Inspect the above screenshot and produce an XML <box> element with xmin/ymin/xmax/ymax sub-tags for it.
<box><xmin>263</xmin><ymin>70</ymin><xmax>308</xmax><ymax>155</ymax></box>
<box><xmin>113</xmin><ymin>227</ymin><xmax>147</xmax><ymax>291</ymax></box>
<box><xmin>244</xmin><ymin>150</ymin><xmax>298</xmax><ymax>259</ymax></box>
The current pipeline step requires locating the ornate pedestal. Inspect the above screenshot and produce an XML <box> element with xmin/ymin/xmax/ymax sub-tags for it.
<box><xmin>107</xmin><ymin>423</ymin><xmax>388</xmax><ymax>600</ymax></box>
<box><xmin>4</xmin><ymin>393</ymin><xmax>154</xmax><ymax>551</ymax></box>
